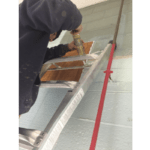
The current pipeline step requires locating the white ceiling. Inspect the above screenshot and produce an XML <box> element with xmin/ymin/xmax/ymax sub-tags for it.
<box><xmin>19</xmin><ymin>0</ymin><xmax>107</xmax><ymax>9</ymax></box>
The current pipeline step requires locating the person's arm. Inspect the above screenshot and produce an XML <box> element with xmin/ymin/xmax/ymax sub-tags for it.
<box><xmin>43</xmin><ymin>40</ymin><xmax>83</xmax><ymax>63</ymax></box>
<box><xmin>19</xmin><ymin>0</ymin><xmax>82</xmax><ymax>33</ymax></box>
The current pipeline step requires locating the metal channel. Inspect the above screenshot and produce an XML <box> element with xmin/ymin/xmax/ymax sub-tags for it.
<box><xmin>40</xmin><ymin>81</ymin><xmax>77</xmax><ymax>89</ymax></box>
<box><xmin>47</xmin><ymin>65</ymin><xmax>91</xmax><ymax>71</ymax></box>
<box><xmin>32</xmin><ymin>43</ymin><xmax>112</xmax><ymax>150</ymax></box>
<box><xmin>44</xmin><ymin>53</ymin><xmax>98</xmax><ymax>64</ymax></box>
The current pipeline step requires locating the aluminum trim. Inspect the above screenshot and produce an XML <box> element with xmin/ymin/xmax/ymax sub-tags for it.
<box><xmin>32</xmin><ymin>43</ymin><xmax>112</xmax><ymax>150</ymax></box>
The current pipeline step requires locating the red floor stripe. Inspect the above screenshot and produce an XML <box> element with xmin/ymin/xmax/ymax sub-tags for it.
<box><xmin>89</xmin><ymin>43</ymin><xmax>116</xmax><ymax>150</ymax></box>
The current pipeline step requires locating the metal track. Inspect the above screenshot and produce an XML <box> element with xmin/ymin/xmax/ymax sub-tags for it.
<box><xmin>44</xmin><ymin>53</ymin><xmax>98</xmax><ymax>64</ymax></box>
<box><xmin>19</xmin><ymin>43</ymin><xmax>112</xmax><ymax>150</ymax></box>
<box><xmin>40</xmin><ymin>81</ymin><xmax>77</xmax><ymax>89</ymax></box>
<box><xmin>35</xmin><ymin>43</ymin><xmax>111</xmax><ymax>150</ymax></box>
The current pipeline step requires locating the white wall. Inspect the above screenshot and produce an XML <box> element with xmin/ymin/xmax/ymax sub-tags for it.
<box><xmin>19</xmin><ymin>0</ymin><xmax>23</xmax><ymax>4</ymax></box>
<box><xmin>19</xmin><ymin>0</ymin><xmax>107</xmax><ymax>8</ymax></box>
<box><xmin>72</xmin><ymin>0</ymin><xmax>107</xmax><ymax>9</ymax></box>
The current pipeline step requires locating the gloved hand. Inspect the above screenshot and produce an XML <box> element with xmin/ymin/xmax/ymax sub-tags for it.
<box><xmin>68</xmin><ymin>40</ymin><xmax>84</xmax><ymax>51</ymax></box>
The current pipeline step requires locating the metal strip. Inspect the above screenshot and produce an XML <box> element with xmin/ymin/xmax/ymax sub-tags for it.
<box><xmin>47</xmin><ymin>65</ymin><xmax>91</xmax><ymax>71</ymax></box>
<box><xmin>32</xmin><ymin>43</ymin><xmax>112</xmax><ymax>150</ymax></box>
<box><xmin>39</xmin><ymin>64</ymin><xmax>52</xmax><ymax>79</ymax></box>
<box><xmin>44</xmin><ymin>53</ymin><xmax>98</xmax><ymax>65</ymax></box>
<box><xmin>40</xmin><ymin>81</ymin><xmax>77</xmax><ymax>89</ymax></box>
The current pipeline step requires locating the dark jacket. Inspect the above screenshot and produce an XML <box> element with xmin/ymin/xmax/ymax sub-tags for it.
<box><xmin>19</xmin><ymin>0</ymin><xmax>82</xmax><ymax>115</ymax></box>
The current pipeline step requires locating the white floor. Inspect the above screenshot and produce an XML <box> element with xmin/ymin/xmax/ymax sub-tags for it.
<box><xmin>53</xmin><ymin>57</ymin><xmax>132</xmax><ymax>150</ymax></box>
<box><xmin>19</xmin><ymin>57</ymin><xmax>132</xmax><ymax>150</ymax></box>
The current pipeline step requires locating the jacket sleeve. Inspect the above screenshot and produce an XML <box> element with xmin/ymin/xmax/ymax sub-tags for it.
<box><xmin>43</xmin><ymin>44</ymin><xmax>71</xmax><ymax>63</ymax></box>
<box><xmin>19</xmin><ymin>0</ymin><xmax>82</xmax><ymax>33</ymax></box>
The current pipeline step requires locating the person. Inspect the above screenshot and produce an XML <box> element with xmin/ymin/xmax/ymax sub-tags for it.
<box><xmin>19</xmin><ymin>0</ymin><xmax>83</xmax><ymax>116</ymax></box>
